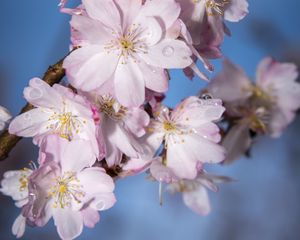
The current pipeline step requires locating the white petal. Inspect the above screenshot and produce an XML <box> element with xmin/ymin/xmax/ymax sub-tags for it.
<box><xmin>12</xmin><ymin>214</ymin><xmax>26</xmax><ymax>238</ymax></box>
<box><xmin>114</xmin><ymin>60</ymin><xmax>145</xmax><ymax>107</ymax></box>
<box><xmin>53</xmin><ymin>208</ymin><xmax>83</xmax><ymax>240</ymax></box>
<box><xmin>141</xmin><ymin>39</ymin><xmax>193</xmax><ymax>69</ymax></box>
<box><xmin>23</xmin><ymin>78</ymin><xmax>62</xmax><ymax>109</ymax></box>
<box><xmin>9</xmin><ymin>108</ymin><xmax>50</xmax><ymax>137</ymax></box>
<box><xmin>82</xmin><ymin>0</ymin><xmax>121</xmax><ymax>30</ymax></box>
<box><xmin>78</xmin><ymin>167</ymin><xmax>115</xmax><ymax>195</ymax></box>
<box><xmin>183</xmin><ymin>185</ymin><xmax>211</xmax><ymax>215</ymax></box>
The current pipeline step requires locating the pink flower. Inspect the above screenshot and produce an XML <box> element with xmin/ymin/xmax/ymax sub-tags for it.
<box><xmin>167</xmin><ymin>171</ymin><xmax>232</xmax><ymax>215</ymax></box>
<box><xmin>95</xmin><ymin>94</ymin><xmax>150</xmax><ymax>167</ymax></box>
<box><xmin>9</xmin><ymin>78</ymin><xmax>100</xmax><ymax>157</ymax></box>
<box><xmin>144</xmin><ymin>96</ymin><xmax>225</xmax><ymax>179</ymax></box>
<box><xmin>0</xmin><ymin>168</ymin><xmax>33</xmax><ymax>238</ymax></box>
<box><xmin>208</xmin><ymin>58</ymin><xmax>300</xmax><ymax>137</ymax></box>
<box><xmin>177</xmin><ymin>0</ymin><xmax>248</xmax><ymax>78</ymax></box>
<box><xmin>63</xmin><ymin>0</ymin><xmax>193</xmax><ymax>107</ymax></box>
<box><xmin>178</xmin><ymin>0</ymin><xmax>249</xmax><ymax>45</ymax></box>
<box><xmin>0</xmin><ymin>105</ymin><xmax>11</xmax><ymax>131</ymax></box>
<box><xmin>23</xmin><ymin>135</ymin><xmax>116</xmax><ymax>240</ymax></box>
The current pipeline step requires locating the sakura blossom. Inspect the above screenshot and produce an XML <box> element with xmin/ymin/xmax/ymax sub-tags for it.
<box><xmin>0</xmin><ymin>105</ymin><xmax>11</xmax><ymax>131</ymax></box>
<box><xmin>0</xmin><ymin>168</ymin><xmax>33</xmax><ymax>238</ymax></box>
<box><xmin>144</xmin><ymin>96</ymin><xmax>226</xmax><ymax>179</ymax></box>
<box><xmin>177</xmin><ymin>0</ymin><xmax>249</xmax><ymax>78</ymax></box>
<box><xmin>167</xmin><ymin>171</ymin><xmax>232</xmax><ymax>215</ymax></box>
<box><xmin>23</xmin><ymin>135</ymin><xmax>116</xmax><ymax>240</ymax></box>
<box><xmin>63</xmin><ymin>0</ymin><xmax>193</xmax><ymax>107</ymax></box>
<box><xmin>8</xmin><ymin>78</ymin><xmax>99</xmax><ymax>157</ymax></box>
<box><xmin>94</xmin><ymin>94</ymin><xmax>149</xmax><ymax>167</ymax></box>
<box><xmin>207</xmin><ymin>58</ymin><xmax>300</xmax><ymax>163</ymax></box>
<box><xmin>208</xmin><ymin>58</ymin><xmax>300</xmax><ymax>137</ymax></box>
<box><xmin>2</xmin><ymin>0</ymin><xmax>300</xmax><ymax>239</ymax></box>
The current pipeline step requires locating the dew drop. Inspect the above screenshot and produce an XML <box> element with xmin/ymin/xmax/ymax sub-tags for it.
<box><xmin>29</xmin><ymin>88</ymin><xmax>43</xmax><ymax>99</ymax></box>
<box><xmin>96</xmin><ymin>201</ymin><xmax>105</xmax><ymax>210</ymax></box>
<box><xmin>162</xmin><ymin>46</ymin><xmax>174</xmax><ymax>57</ymax></box>
<box><xmin>23</xmin><ymin>113</ymin><xmax>31</xmax><ymax>120</ymax></box>
<box><xmin>200</xmin><ymin>93</ymin><xmax>213</xmax><ymax>100</ymax></box>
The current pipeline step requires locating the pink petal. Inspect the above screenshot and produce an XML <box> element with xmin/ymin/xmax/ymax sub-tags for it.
<box><xmin>222</xmin><ymin>122</ymin><xmax>252</xmax><ymax>164</ymax></box>
<box><xmin>167</xmin><ymin>134</ymin><xmax>225</xmax><ymax>179</ymax></box>
<box><xmin>208</xmin><ymin>59</ymin><xmax>252</xmax><ymax>102</ymax></box>
<box><xmin>183</xmin><ymin>185</ymin><xmax>211</xmax><ymax>215</ymax></box>
<box><xmin>23</xmin><ymin>78</ymin><xmax>62</xmax><ymax>109</ymax></box>
<box><xmin>224</xmin><ymin>0</ymin><xmax>249</xmax><ymax>22</ymax></box>
<box><xmin>82</xmin><ymin>0</ymin><xmax>121</xmax><ymax>30</ymax></box>
<box><xmin>53</xmin><ymin>208</ymin><xmax>83</xmax><ymax>240</ymax></box>
<box><xmin>172</xmin><ymin>96</ymin><xmax>225</xmax><ymax>127</ymax></box>
<box><xmin>9</xmin><ymin>108</ymin><xmax>50</xmax><ymax>137</ymax></box>
<box><xmin>12</xmin><ymin>214</ymin><xmax>26</xmax><ymax>238</ymax></box>
<box><xmin>124</xmin><ymin>107</ymin><xmax>150</xmax><ymax>137</ymax></box>
<box><xmin>114</xmin><ymin>60</ymin><xmax>145</xmax><ymax>107</ymax></box>
<box><xmin>141</xmin><ymin>39</ymin><xmax>193</xmax><ymax>69</ymax></box>
<box><xmin>70</xmin><ymin>15</ymin><xmax>113</xmax><ymax>46</ymax></box>
<box><xmin>136</xmin><ymin>16</ymin><xmax>163</xmax><ymax>46</ymax></box>
<box><xmin>121</xmin><ymin>156</ymin><xmax>152</xmax><ymax>176</ymax></box>
<box><xmin>140</xmin><ymin>0</ymin><xmax>181</xmax><ymax>29</ymax></box>
<box><xmin>41</xmin><ymin>135</ymin><xmax>96</xmax><ymax>172</ymax></box>
<box><xmin>0</xmin><ymin>105</ymin><xmax>11</xmax><ymax>122</ymax></box>
<box><xmin>64</xmin><ymin>45</ymin><xmax>119</xmax><ymax>92</ymax></box>
<box><xmin>114</xmin><ymin>0</ymin><xmax>142</xmax><ymax>31</ymax></box>
<box><xmin>78</xmin><ymin>167</ymin><xmax>114</xmax><ymax>195</ymax></box>
<box><xmin>138</xmin><ymin>60</ymin><xmax>169</xmax><ymax>93</ymax></box>
<box><xmin>103</xmin><ymin>120</ymin><xmax>142</xmax><ymax>162</ymax></box>
<box><xmin>82</xmin><ymin>207</ymin><xmax>100</xmax><ymax>228</ymax></box>
<box><xmin>89</xmin><ymin>192</ymin><xmax>116</xmax><ymax>211</ymax></box>
<box><xmin>150</xmin><ymin>159</ymin><xmax>178</xmax><ymax>183</ymax></box>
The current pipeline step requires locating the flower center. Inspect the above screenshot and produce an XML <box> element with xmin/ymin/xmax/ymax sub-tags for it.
<box><xmin>98</xmin><ymin>95</ymin><xmax>127</xmax><ymax>121</ymax></box>
<box><xmin>105</xmin><ymin>24</ymin><xmax>148</xmax><ymax>64</ymax></box>
<box><xmin>18</xmin><ymin>168</ymin><xmax>31</xmax><ymax>192</ymax></box>
<box><xmin>163</xmin><ymin>121</ymin><xmax>177</xmax><ymax>132</ymax></box>
<box><xmin>120</xmin><ymin>38</ymin><xmax>134</xmax><ymax>51</ymax></box>
<box><xmin>47</xmin><ymin>107</ymin><xmax>86</xmax><ymax>141</ymax></box>
<box><xmin>251</xmin><ymin>86</ymin><xmax>272</xmax><ymax>102</ymax></box>
<box><xmin>48</xmin><ymin>172</ymin><xmax>85</xmax><ymax>209</ymax></box>
<box><xmin>205</xmin><ymin>0</ymin><xmax>229</xmax><ymax>16</ymax></box>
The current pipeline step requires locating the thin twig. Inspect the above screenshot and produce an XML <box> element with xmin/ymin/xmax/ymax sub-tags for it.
<box><xmin>0</xmin><ymin>56</ymin><xmax>67</xmax><ymax>161</ymax></box>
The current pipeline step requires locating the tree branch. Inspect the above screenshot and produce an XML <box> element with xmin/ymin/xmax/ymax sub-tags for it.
<box><xmin>0</xmin><ymin>56</ymin><xmax>67</xmax><ymax>161</ymax></box>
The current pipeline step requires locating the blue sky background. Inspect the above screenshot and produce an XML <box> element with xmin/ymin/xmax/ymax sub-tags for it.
<box><xmin>1</xmin><ymin>0</ymin><xmax>300</xmax><ymax>239</ymax></box>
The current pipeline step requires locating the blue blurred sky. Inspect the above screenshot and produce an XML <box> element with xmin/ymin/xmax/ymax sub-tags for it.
<box><xmin>1</xmin><ymin>0</ymin><xmax>300</xmax><ymax>239</ymax></box>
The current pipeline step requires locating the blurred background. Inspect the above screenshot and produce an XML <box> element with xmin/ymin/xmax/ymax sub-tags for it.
<box><xmin>1</xmin><ymin>0</ymin><xmax>300</xmax><ymax>239</ymax></box>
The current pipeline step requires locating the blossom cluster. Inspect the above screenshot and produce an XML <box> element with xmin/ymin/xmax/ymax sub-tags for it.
<box><xmin>1</xmin><ymin>0</ymin><xmax>299</xmax><ymax>239</ymax></box>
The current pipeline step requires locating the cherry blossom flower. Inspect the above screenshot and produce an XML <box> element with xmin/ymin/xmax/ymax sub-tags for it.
<box><xmin>208</xmin><ymin>58</ymin><xmax>300</xmax><ymax>138</ymax></box>
<box><xmin>95</xmin><ymin>94</ymin><xmax>150</xmax><ymax>167</ymax></box>
<box><xmin>0</xmin><ymin>105</ymin><xmax>12</xmax><ymax>131</ymax></box>
<box><xmin>167</xmin><ymin>171</ymin><xmax>232</xmax><ymax>215</ymax></box>
<box><xmin>177</xmin><ymin>0</ymin><xmax>248</xmax><ymax>78</ymax></box>
<box><xmin>144</xmin><ymin>96</ymin><xmax>225</xmax><ymax>179</ymax></box>
<box><xmin>63</xmin><ymin>0</ymin><xmax>193</xmax><ymax>107</ymax></box>
<box><xmin>22</xmin><ymin>135</ymin><xmax>116</xmax><ymax>240</ymax></box>
<box><xmin>0</xmin><ymin>168</ymin><xmax>33</xmax><ymax>238</ymax></box>
<box><xmin>9</xmin><ymin>78</ymin><xmax>100</xmax><ymax>157</ymax></box>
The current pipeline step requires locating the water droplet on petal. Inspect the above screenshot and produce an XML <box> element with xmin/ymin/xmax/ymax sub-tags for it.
<box><xmin>200</xmin><ymin>93</ymin><xmax>213</xmax><ymax>100</ymax></box>
<box><xmin>23</xmin><ymin>113</ymin><xmax>31</xmax><ymax>120</ymax></box>
<box><xmin>96</xmin><ymin>201</ymin><xmax>105</xmax><ymax>210</ymax></box>
<box><xmin>162</xmin><ymin>46</ymin><xmax>174</xmax><ymax>57</ymax></box>
<box><xmin>29</xmin><ymin>88</ymin><xmax>43</xmax><ymax>99</ymax></box>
